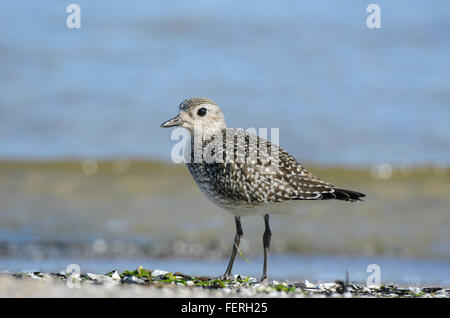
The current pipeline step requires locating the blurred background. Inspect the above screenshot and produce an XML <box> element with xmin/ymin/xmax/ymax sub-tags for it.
<box><xmin>0</xmin><ymin>1</ymin><xmax>449</xmax><ymax>285</ymax></box>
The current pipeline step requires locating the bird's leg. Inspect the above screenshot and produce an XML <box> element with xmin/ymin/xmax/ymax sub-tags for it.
<box><xmin>222</xmin><ymin>216</ymin><xmax>243</xmax><ymax>280</ymax></box>
<box><xmin>261</xmin><ymin>214</ymin><xmax>271</xmax><ymax>283</ymax></box>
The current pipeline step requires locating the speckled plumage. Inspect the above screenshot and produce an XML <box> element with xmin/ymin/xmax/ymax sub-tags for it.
<box><xmin>162</xmin><ymin>97</ymin><xmax>365</xmax><ymax>281</ymax></box>
<box><xmin>179</xmin><ymin>97</ymin><xmax>217</xmax><ymax>111</ymax></box>
<box><xmin>186</xmin><ymin>128</ymin><xmax>364</xmax><ymax>216</ymax></box>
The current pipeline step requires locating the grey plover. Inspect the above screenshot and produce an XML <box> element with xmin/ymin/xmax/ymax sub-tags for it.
<box><xmin>161</xmin><ymin>97</ymin><xmax>365</xmax><ymax>282</ymax></box>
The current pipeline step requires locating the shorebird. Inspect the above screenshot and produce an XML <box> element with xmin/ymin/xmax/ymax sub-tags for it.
<box><xmin>161</xmin><ymin>97</ymin><xmax>365</xmax><ymax>282</ymax></box>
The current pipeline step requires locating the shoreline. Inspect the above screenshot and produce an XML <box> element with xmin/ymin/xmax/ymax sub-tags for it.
<box><xmin>1</xmin><ymin>269</ymin><xmax>449</xmax><ymax>298</ymax></box>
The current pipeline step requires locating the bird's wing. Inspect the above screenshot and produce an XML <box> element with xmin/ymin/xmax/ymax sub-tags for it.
<box><xmin>205</xmin><ymin>129</ymin><xmax>363</xmax><ymax>203</ymax></box>
<box><xmin>244</xmin><ymin>146</ymin><xmax>339</xmax><ymax>202</ymax></box>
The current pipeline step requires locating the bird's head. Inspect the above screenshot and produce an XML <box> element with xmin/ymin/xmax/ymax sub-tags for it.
<box><xmin>161</xmin><ymin>97</ymin><xmax>226</xmax><ymax>137</ymax></box>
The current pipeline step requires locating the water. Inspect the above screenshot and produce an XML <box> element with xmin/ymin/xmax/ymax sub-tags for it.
<box><xmin>0</xmin><ymin>1</ymin><xmax>449</xmax><ymax>165</ymax></box>
<box><xmin>0</xmin><ymin>161</ymin><xmax>449</xmax><ymax>265</ymax></box>
<box><xmin>1</xmin><ymin>254</ymin><xmax>449</xmax><ymax>286</ymax></box>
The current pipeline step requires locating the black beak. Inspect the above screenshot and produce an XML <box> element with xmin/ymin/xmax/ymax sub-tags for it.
<box><xmin>161</xmin><ymin>115</ymin><xmax>183</xmax><ymax>128</ymax></box>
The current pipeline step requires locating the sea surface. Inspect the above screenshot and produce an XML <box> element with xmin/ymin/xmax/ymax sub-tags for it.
<box><xmin>0</xmin><ymin>1</ymin><xmax>449</xmax><ymax>165</ymax></box>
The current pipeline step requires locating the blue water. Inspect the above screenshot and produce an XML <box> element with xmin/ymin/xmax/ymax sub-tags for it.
<box><xmin>1</xmin><ymin>254</ymin><xmax>449</xmax><ymax>286</ymax></box>
<box><xmin>0</xmin><ymin>1</ymin><xmax>449</xmax><ymax>165</ymax></box>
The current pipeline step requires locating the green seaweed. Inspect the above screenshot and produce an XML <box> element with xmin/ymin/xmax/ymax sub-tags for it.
<box><xmin>157</xmin><ymin>272</ymin><xmax>188</xmax><ymax>285</ymax></box>
<box><xmin>137</xmin><ymin>266</ymin><xmax>150</xmax><ymax>277</ymax></box>
<box><xmin>410</xmin><ymin>290</ymin><xmax>426</xmax><ymax>297</ymax></box>
<box><xmin>194</xmin><ymin>278</ymin><xmax>229</xmax><ymax>288</ymax></box>
<box><xmin>121</xmin><ymin>270</ymin><xmax>139</xmax><ymax>277</ymax></box>
<box><xmin>272</xmin><ymin>284</ymin><xmax>297</xmax><ymax>293</ymax></box>
<box><xmin>121</xmin><ymin>266</ymin><xmax>151</xmax><ymax>279</ymax></box>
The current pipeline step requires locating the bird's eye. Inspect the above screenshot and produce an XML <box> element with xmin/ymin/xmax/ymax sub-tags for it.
<box><xmin>197</xmin><ymin>107</ymin><xmax>207</xmax><ymax>117</ymax></box>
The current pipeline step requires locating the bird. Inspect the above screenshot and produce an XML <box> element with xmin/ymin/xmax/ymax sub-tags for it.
<box><xmin>161</xmin><ymin>97</ymin><xmax>365</xmax><ymax>282</ymax></box>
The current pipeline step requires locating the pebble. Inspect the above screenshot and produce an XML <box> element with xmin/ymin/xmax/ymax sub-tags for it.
<box><xmin>151</xmin><ymin>269</ymin><xmax>169</xmax><ymax>278</ymax></box>
<box><xmin>86</xmin><ymin>273</ymin><xmax>100</xmax><ymax>281</ymax></box>
<box><xmin>304</xmin><ymin>280</ymin><xmax>316</xmax><ymax>288</ymax></box>
<box><xmin>123</xmin><ymin>276</ymin><xmax>145</xmax><ymax>284</ymax></box>
<box><xmin>2</xmin><ymin>270</ymin><xmax>448</xmax><ymax>298</ymax></box>
<box><xmin>322</xmin><ymin>282</ymin><xmax>336</xmax><ymax>289</ymax></box>
<box><xmin>111</xmin><ymin>271</ymin><xmax>121</xmax><ymax>281</ymax></box>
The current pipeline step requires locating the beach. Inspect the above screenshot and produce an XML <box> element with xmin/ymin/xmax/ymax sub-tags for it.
<box><xmin>1</xmin><ymin>269</ymin><xmax>449</xmax><ymax>298</ymax></box>
<box><xmin>1</xmin><ymin>160</ymin><xmax>449</xmax><ymax>293</ymax></box>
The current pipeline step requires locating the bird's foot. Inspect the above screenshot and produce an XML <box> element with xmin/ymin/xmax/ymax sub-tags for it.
<box><xmin>221</xmin><ymin>273</ymin><xmax>233</xmax><ymax>281</ymax></box>
<box><xmin>259</xmin><ymin>276</ymin><xmax>269</xmax><ymax>285</ymax></box>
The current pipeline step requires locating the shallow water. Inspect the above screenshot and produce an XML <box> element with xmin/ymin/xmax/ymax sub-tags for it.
<box><xmin>1</xmin><ymin>254</ymin><xmax>449</xmax><ymax>287</ymax></box>
<box><xmin>0</xmin><ymin>161</ymin><xmax>449</xmax><ymax>263</ymax></box>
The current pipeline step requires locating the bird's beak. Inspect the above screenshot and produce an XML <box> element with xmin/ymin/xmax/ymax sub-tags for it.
<box><xmin>161</xmin><ymin>115</ymin><xmax>183</xmax><ymax>128</ymax></box>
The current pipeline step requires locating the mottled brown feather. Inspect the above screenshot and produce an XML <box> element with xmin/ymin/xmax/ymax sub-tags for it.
<box><xmin>186</xmin><ymin>128</ymin><xmax>365</xmax><ymax>207</ymax></box>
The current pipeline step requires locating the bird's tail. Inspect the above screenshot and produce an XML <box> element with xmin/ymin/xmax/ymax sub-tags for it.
<box><xmin>332</xmin><ymin>188</ymin><xmax>365</xmax><ymax>202</ymax></box>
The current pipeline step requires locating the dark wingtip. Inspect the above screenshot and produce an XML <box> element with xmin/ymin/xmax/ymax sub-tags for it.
<box><xmin>334</xmin><ymin>188</ymin><xmax>366</xmax><ymax>202</ymax></box>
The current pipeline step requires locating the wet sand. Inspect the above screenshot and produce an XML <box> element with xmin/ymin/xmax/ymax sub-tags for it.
<box><xmin>1</xmin><ymin>160</ymin><xmax>449</xmax><ymax>260</ymax></box>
